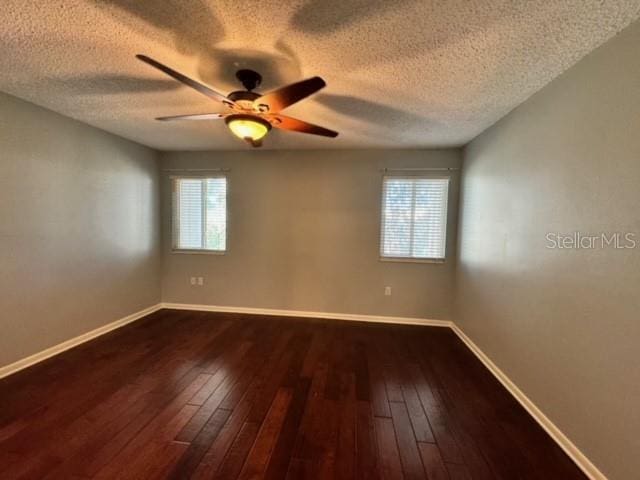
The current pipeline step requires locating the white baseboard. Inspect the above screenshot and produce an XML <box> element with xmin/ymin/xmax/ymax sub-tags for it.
<box><xmin>0</xmin><ymin>303</ymin><xmax>163</xmax><ymax>379</ymax></box>
<box><xmin>0</xmin><ymin>300</ymin><xmax>603</xmax><ymax>479</ymax></box>
<box><xmin>450</xmin><ymin>324</ymin><xmax>605</xmax><ymax>480</ymax></box>
<box><xmin>0</xmin><ymin>302</ymin><xmax>445</xmax><ymax>380</ymax></box>
<box><xmin>159</xmin><ymin>302</ymin><xmax>452</xmax><ymax>328</ymax></box>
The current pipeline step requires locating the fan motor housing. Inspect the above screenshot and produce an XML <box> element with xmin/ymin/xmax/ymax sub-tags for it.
<box><xmin>228</xmin><ymin>90</ymin><xmax>260</xmax><ymax>110</ymax></box>
<box><xmin>227</xmin><ymin>90</ymin><xmax>260</xmax><ymax>103</ymax></box>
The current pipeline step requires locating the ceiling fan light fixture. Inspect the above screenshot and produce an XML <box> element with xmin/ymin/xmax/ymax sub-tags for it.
<box><xmin>225</xmin><ymin>115</ymin><xmax>271</xmax><ymax>143</ymax></box>
<box><xmin>137</xmin><ymin>55</ymin><xmax>338</xmax><ymax>145</ymax></box>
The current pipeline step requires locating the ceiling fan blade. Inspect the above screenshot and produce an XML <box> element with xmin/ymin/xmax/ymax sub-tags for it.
<box><xmin>265</xmin><ymin>114</ymin><xmax>338</xmax><ymax>138</ymax></box>
<box><xmin>136</xmin><ymin>54</ymin><xmax>236</xmax><ymax>108</ymax></box>
<box><xmin>156</xmin><ymin>113</ymin><xmax>228</xmax><ymax>121</ymax></box>
<box><xmin>253</xmin><ymin>77</ymin><xmax>326</xmax><ymax>113</ymax></box>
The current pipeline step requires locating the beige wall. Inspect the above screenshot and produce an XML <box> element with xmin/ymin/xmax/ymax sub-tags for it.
<box><xmin>161</xmin><ymin>149</ymin><xmax>461</xmax><ymax>320</ymax></box>
<box><xmin>0</xmin><ymin>92</ymin><xmax>161</xmax><ymax>367</ymax></box>
<box><xmin>455</xmin><ymin>21</ymin><xmax>640</xmax><ymax>480</ymax></box>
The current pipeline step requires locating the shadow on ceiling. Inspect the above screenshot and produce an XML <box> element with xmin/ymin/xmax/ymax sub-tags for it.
<box><xmin>46</xmin><ymin>74</ymin><xmax>181</xmax><ymax>94</ymax></box>
<box><xmin>314</xmin><ymin>93</ymin><xmax>426</xmax><ymax>126</ymax></box>
<box><xmin>196</xmin><ymin>48</ymin><xmax>301</xmax><ymax>92</ymax></box>
<box><xmin>92</xmin><ymin>0</ymin><xmax>302</xmax><ymax>94</ymax></box>
<box><xmin>287</xmin><ymin>0</ymin><xmax>516</xmax><ymax>73</ymax></box>
<box><xmin>92</xmin><ymin>0</ymin><xmax>224</xmax><ymax>55</ymax></box>
<box><xmin>289</xmin><ymin>0</ymin><xmax>414</xmax><ymax>34</ymax></box>
<box><xmin>313</xmin><ymin>93</ymin><xmax>441</xmax><ymax>141</ymax></box>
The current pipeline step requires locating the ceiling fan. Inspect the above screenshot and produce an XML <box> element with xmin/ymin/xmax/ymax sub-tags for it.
<box><xmin>136</xmin><ymin>54</ymin><xmax>338</xmax><ymax>147</ymax></box>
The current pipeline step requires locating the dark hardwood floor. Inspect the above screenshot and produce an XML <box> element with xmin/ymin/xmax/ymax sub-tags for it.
<box><xmin>0</xmin><ymin>309</ymin><xmax>586</xmax><ymax>479</ymax></box>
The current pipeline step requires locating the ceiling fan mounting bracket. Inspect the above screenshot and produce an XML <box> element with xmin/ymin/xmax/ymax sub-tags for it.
<box><xmin>236</xmin><ymin>69</ymin><xmax>262</xmax><ymax>91</ymax></box>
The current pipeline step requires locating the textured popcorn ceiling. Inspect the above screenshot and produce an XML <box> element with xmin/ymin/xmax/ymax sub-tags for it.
<box><xmin>1</xmin><ymin>1</ymin><xmax>639</xmax><ymax>150</ymax></box>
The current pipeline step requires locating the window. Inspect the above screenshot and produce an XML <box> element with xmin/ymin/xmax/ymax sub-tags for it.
<box><xmin>380</xmin><ymin>176</ymin><xmax>449</xmax><ymax>261</ymax></box>
<box><xmin>172</xmin><ymin>177</ymin><xmax>227</xmax><ymax>252</ymax></box>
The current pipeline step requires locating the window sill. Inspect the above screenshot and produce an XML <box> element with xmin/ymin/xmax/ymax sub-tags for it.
<box><xmin>379</xmin><ymin>256</ymin><xmax>445</xmax><ymax>264</ymax></box>
<box><xmin>171</xmin><ymin>249</ymin><xmax>227</xmax><ymax>255</ymax></box>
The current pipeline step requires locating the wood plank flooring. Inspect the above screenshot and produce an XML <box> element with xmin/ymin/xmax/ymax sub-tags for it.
<box><xmin>0</xmin><ymin>309</ymin><xmax>586</xmax><ymax>479</ymax></box>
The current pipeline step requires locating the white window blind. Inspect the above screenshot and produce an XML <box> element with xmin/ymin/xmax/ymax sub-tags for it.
<box><xmin>380</xmin><ymin>176</ymin><xmax>449</xmax><ymax>260</ymax></box>
<box><xmin>173</xmin><ymin>177</ymin><xmax>227</xmax><ymax>252</ymax></box>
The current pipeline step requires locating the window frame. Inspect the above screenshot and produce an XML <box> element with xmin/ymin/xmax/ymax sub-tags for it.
<box><xmin>170</xmin><ymin>175</ymin><xmax>229</xmax><ymax>255</ymax></box>
<box><xmin>379</xmin><ymin>174</ymin><xmax>450</xmax><ymax>264</ymax></box>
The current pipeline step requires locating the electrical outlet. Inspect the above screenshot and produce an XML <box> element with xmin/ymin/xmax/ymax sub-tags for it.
<box><xmin>197</xmin><ymin>277</ymin><xmax>204</xmax><ymax>286</ymax></box>
<box><xmin>190</xmin><ymin>277</ymin><xmax>196</xmax><ymax>286</ymax></box>
<box><xmin>384</xmin><ymin>286</ymin><xmax>392</xmax><ymax>296</ymax></box>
